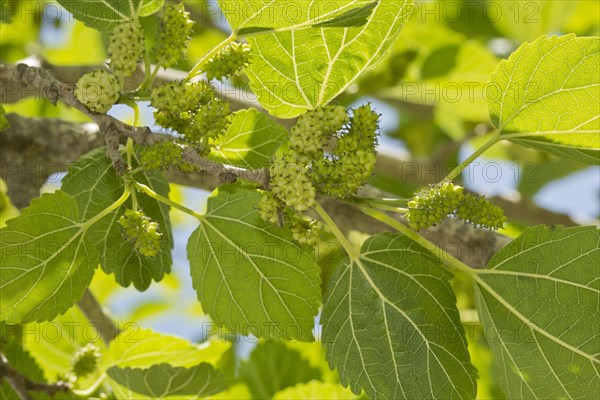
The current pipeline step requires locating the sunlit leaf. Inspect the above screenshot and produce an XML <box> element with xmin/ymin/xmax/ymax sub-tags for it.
<box><xmin>474</xmin><ymin>225</ymin><xmax>600</xmax><ymax>399</ymax></box>
<box><xmin>0</xmin><ymin>191</ymin><xmax>98</xmax><ymax>323</ymax></box>
<box><xmin>217</xmin><ymin>0</ymin><xmax>413</xmax><ymax>117</ymax></box>
<box><xmin>187</xmin><ymin>183</ymin><xmax>321</xmax><ymax>341</ymax></box>
<box><xmin>487</xmin><ymin>34</ymin><xmax>600</xmax><ymax>164</ymax></box>
<box><xmin>322</xmin><ymin>233</ymin><xmax>477</xmax><ymax>399</ymax></box>
<box><xmin>209</xmin><ymin>109</ymin><xmax>287</xmax><ymax>169</ymax></box>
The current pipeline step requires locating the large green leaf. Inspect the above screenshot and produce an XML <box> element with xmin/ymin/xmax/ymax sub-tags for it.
<box><xmin>61</xmin><ymin>148</ymin><xmax>173</xmax><ymax>291</ymax></box>
<box><xmin>487</xmin><ymin>34</ymin><xmax>600</xmax><ymax>164</ymax></box>
<box><xmin>107</xmin><ymin>363</ymin><xmax>227</xmax><ymax>399</ymax></box>
<box><xmin>56</xmin><ymin>0</ymin><xmax>143</xmax><ymax>31</ymax></box>
<box><xmin>322</xmin><ymin>233</ymin><xmax>477</xmax><ymax>399</ymax></box>
<box><xmin>0</xmin><ymin>191</ymin><xmax>98</xmax><ymax>323</ymax></box>
<box><xmin>474</xmin><ymin>225</ymin><xmax>600</xmax><ymax>399</ymax></box>
<box><xmin>239</xmin><ymin>341</ymin><xmax>322</xmax><ymax>399</ymax></box>
<box><xmin>106</xmin><ymin>328</ymin><xmax>232</xmax><ymax>369</ymax></box>
<box><xmin>217</xmin><ymin>0</ymin><xmax>413</xmax><ymax>117</ymax></box>
<box><xmin>106</xmin><ymin>328</ymin><xmax>232</xmax><ymax>399</ymax></box>
<box><xmin>209</xmin><ymin>109</ymin><xmax>288</xmax><ymax>169</ymax></box>
<box><xmin>187</xmin><ymin>184</ymin><xmax>321</xmax><ymax>341</ymax></box>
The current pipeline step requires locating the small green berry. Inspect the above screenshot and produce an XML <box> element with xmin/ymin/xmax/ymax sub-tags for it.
<box><xmin>107</xmin><ymin>20</ymin><xmax>145</xmax><ymax>77</ymax></box>
<box><xmin>154</xmin><ymin>3</ymin><xmax>194</xmax><ymax>68</ymax></box>
<box><xmin>270</xmin><ymin>151</ymin><xmax>316</xmax><ymax>213</ymax></box>
<box><xmin>290</xmin><ymin>216</ymin><xmax>322</xmax><ymax>246</ymax></box>
<box><xmin>118</xmin><ymin>209</ymin><xmax>162</xmax><ymax>257</ymax></box>
<box><xmin>139</xmin><ymin>141</ymin><xmax>184</xmax><ymax>171</ymax></box>
<box><xmin>405</xmin><ymin>183</ymin><xmax>465</xmax><ymax>230</ymax></box>
<box><xmin>186</xmin><ymin>98</ymin><xmax>231</xmax><ymax>143</ymax></box>
<box><xmin>335</xmin><ymin>103</ymin><xmax>379</xmax><ymax>154</ymax></box>
<box><xmin>71</xmin><ymin>344</ymin><xmax>100</xmax><ymax>378</ymax></box>
<box><xmin>290</xmin><ymin>106</ymin><xmax>349</xmax><ymax>161</ymax></box>
<box><xmin>74</xmin><ymin>70</ymin><xmax>120</xmax><ymax>113</ymax></box>
<box><xmin>456</xmin><ymin>193</ymin><xmax>507</xmax><ymax>230</ymax></box>
<box><xmin>150</xmin><ymin>81</ymin><xmax>214</xmax><ymax>132</ymax></box>
<box><xmin>256</xmin><ymin>191</ymin><xmax>282</xmax><ymax>226</ymax></box>
<box><xmin>204</xmin><ymin>42</ymin><xmax>252</xmax><ymax>81</ymax></box>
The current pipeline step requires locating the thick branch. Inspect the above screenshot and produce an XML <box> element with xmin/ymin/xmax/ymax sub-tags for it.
<box><xmin>78</xmin><ymin>290</ymin><xmax>120</xmax><ymax>344</ymax></box>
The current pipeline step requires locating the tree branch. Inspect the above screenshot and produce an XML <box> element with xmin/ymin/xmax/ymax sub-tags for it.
<box><xmin>77</xmin><ymin>290</ymin><xmax>120</xmax><ymax>345</ymax></box>
<box><xmin>0</xmin><ymin>352</ymin><xmax>70</xmax><ymax>400</ymax></box>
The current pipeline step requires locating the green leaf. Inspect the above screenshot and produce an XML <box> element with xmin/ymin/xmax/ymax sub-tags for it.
<box><xmin>61</xmin><ymin>148</ymin><xmax>173</xmax><ymax>291</ymax></box>
<box><xmin>0</xmin><ymin>191</ymin><xmax>98</xmax><ymax>323</ymax></box>
<box><xmin>107</xmin><ymin>363</ymin><xmax>227</xmax><ymax>399</ymax></box>
<box><xmin>217</xmin><ymin>0</ymin><xmax>413</xmax><ymax>117</ymax></box>
<box><xmin>187</xmin><ymin>183</ymin><xmax>321</xmax><ymax>341</ymax></box>
<box><xmin>273</xmin><ymin>381</ymin><xmax>357</xmax><ymax>400</ymax></box>
<box><xmin>473</xmin><ymin>225</ymin><xmax>600</xmax><ymax>399</ymax></box>
<box><xmin>139</xmin><ymin>0</ymin><xmax>163</xmax><ymax>17</ymax></box>
<box><xmin>322</xmin><ymin>233</ymin><xmax>477</xmax><ymax>399</ymax></box>
<box><xmin>313</xmin><ymin>1</ymin><xmax>378</xmax><ymax>28</ymax></box>
<box><xmin>106</xmin><ymin>328</ymin><xmax>232</xmax><ymax>369</ymax></box>
<box><xmin>56</xmin><ymin>0</ymin><xmax>143</xmax><ymax>31</ymax></box>
<box><xmin>491</xmin><ymin>0</ymin><xmax>578</xmax><ymax>43</ymax></box>
<box><xmin>487</xmin><ymin>34</ymin><xmax>600</xmax><ymax>164</ymax></box>
<box><xmin>239</xmin><ymin>341</ymin><xmax>321</xmax><ymax>399</ymax></box>
<box><xmin>209</xmin><ymin>109</ymin><xmax>288</xmax><ymax>169</ymax></box>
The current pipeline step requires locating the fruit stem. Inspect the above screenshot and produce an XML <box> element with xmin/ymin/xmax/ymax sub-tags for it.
<box><xmin>81</xmin><ymin>187</ymin><xmax>131</xmax><ymax>231</ymax></box>
<box><xmin>314</xmin><ymin>202</ymin><xmax>359</xmax><ymax>259</ymax></box>
<box><xmin>444</xmin><ymin>130</ymin><xmax>501</xmax><ymax>182</ymax></box>
<box><xmin>132</xmin><ymin>182</ymin><xmax>203</xmax><ymax>220</ymax></box>
<box><xmin>359</xmin><ymin>205</ymin><xmax>476</xmax><ymax>277</ymax></box>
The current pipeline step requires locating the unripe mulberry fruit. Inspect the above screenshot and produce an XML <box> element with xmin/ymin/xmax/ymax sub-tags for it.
<box><xmin>139</xmin><ymin>141</ymin><xmax>182</xmax><ymax>170</ymax></box>
<box><xmin>151</xmin><ymin>81</ymin><xmax>212</xmax><ymax>115</ymax></box>
<box><xmin>108</xmin><ymin>20</ymin><xmax>145</xmax><ymax>77</ymax></box>
<box><xmin>456</xmin><ymin>193</ymin><xmax>507</xmax><ymax>229</ymax></box>
<box><xmin>118</xmin><ymin>209</ymin><xmax>162</xmax><ymax>257</ymax></box>
<box><xmin>336</xmin><ymin>103</ymin><xmax>379</xmax><ymax>154</ymax></box>
<box><xmin>75</xmin><ymin>70</ymin><xmax>120</xmax><ymax>113</ymax></box>
<box><xmin>71</xmin><ymin>344</ymin><xmax>100</xmax><ymax>378</ymax></box>
<box><xmin>256</xmin><ymin>191</ymin><xmax>282</xmax><ymax>226</ymax></box>
<box><xmin>270</xmin><ymin>151</ymin><xmax>316</xmax><ymax>213</ymax></box>
<box><xmin>154</xmin><ymin>3</ymin><xmax>194</xmax><ymax>68</ymax></box>
<box><xmin>150</xmin><ymin>81</ymin><xmax>213</xmax><ymax>131</ymax></box>
<box><xmin>406</xmin><ymin>182</ymin><xmax>465</xmax><ymax>230</ymax></box>
<box><xmin>290</xmin><ymin>216</ymin><xmax>322</xmax><ymax>246</ymax></box>
<box><xmin>290</xmin><ymin>106</ymin><xmax>348</xmax><ymax>161</ymax></box>
<box><xmin>204</xmin><ymin>42</ymin><xmax>252</xmax><ymax>81</ymax></box>
<box><xmin>186</xmin><ymin>98</ymin><xmax>231</xmax><ymax>143</ymax></box>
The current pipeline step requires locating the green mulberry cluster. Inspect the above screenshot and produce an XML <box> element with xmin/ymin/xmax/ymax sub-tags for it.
<box><xmin>204</xmin><ymin>42</ymin><xmax>252</xmax><ymax>81</ymax></box>
<box><xmin>154</xmin><ymin>3</ymin><xmax>194</xmax><ymax>68</ymax></box>
<box><xmin>269</xmin><ymin>151</ymin><xmax>316</xmax><ymax>213</ymax></box>
<box><xmin>74</xmin><ymin>70</ymin><xmax>120</xmax><ymax>113</ymax></box>
<box><xmin>290</xmin><ymin>106</ymin><xmax>348</xmax><ymax>162</ymax></box>
<box><xmin>456</xmin><ymin>193</ymin><xmax>508</xmax><ymax>229</ymax></box>
<box><xmin>188</xmin><ymin>99</ymin><xmax>231</xmax><ymax>142</ymax></box>
<box><xmin>406</xmin><ymin>182</ymin><xmax>465</xmax><ymax>230</ymax></box>
<box><xmin>118</xmin><ymin>209</ymin><xmax>162</xmax><ymax>257</ymax></box>
<box><xmin>336</xmin><ymin>103</ymin><xmax>380</xmax><ymax>154</ymax></box>
<box><xmin>108</xmin><ymin>20</ymin><xmax>145</xmax><ymax>77</ymax></box>
<box><xmin>150</xmin><ymin>80</ymin><xmax>230</xmax><ymax>152</ymax></box>
<box><xmin>311</xmin><ymin>104</ymin><xmax>379</xmax><ymax>198</ymax></box>
<box><xmin>406</xmin><ymin>183</ymin><xmax>507</xmax><ymax>230</ymax></box>
<box><xmin>257</xmin><ymin>104</ymin><xmax>379</xmax><ymax>244</ymax></box>
<box><xmin>139</xmin><ymin>140</ymin><xmax>196</xmax><ymax>172</ymax></box>
<box><xmin>71</xmin><ymin>344</ymin><xmax>100</xmax><ymax>378</ymax></box>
